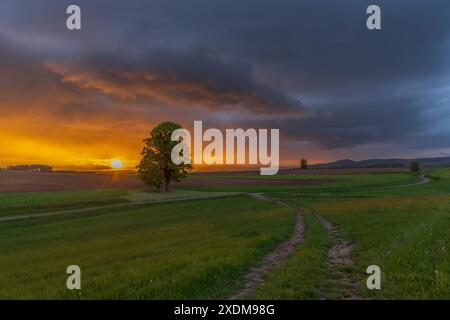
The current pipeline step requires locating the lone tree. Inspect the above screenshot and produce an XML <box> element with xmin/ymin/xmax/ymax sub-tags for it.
<box><xmin>409</xmin><ymin>160</ymin><xmax>421</xmax><ymax>173</ymax></box>
<box><xmin>300</xmin><ymin>158</ymin><xmax>308</xmax><ymax>170</ymax></box>
<box><xmin>137</xmin><ymin>122</ymin><xmax>192</xmax><ymax>192</ymax></box>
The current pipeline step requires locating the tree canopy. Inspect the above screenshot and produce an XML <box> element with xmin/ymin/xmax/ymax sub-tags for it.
<box><xmin>300</xmin><ymin>159</ymin><xmax>308</xmax><ymax>169</ymax></box>
<box><xmin>137</xmin><ymin>122</ymin><xmax>192</xmax><ymax>192</ymax></box>
<box><xmin>409</xmin><ymin>160</ymin><xmax>421</xmax><ymax>173</ymax></box>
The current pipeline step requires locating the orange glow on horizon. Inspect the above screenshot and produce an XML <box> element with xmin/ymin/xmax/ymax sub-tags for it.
<box><xmin>0</xmin><ymin>114</ymin><xmax>329</xmax><ymax>171</ymax></box>
<box><xmin>0</xmin><ymin>114</ymin><xmax>142</xmax><ymax>171</ymax></box>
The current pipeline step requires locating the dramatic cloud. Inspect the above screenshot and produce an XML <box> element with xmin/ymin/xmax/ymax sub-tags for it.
<box><xmin>0</xmin><ymin>0</ymin><xmax>450</xmax><ymax>167</ymax></box>
<box><xmin>43</xmin><ymin>49</ymin><xmax>305</xmax><ymax>115</ymax></box>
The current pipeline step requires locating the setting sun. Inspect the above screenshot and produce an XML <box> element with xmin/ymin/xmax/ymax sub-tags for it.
<box><xmin>111</xmin><ymin>159</ymin><xmax>123</xmax><ymax>169</ymax></box>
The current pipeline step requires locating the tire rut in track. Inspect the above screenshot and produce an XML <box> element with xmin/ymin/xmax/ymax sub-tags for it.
<box><xmin>229</xmin><ymin>194</ymin><xmax>304</xmax><ymax>300</ymax></box>
<box><xmin>314</xmin><ymin>211</ymin><xmax>362</xmax><ymax>299</ymax></box>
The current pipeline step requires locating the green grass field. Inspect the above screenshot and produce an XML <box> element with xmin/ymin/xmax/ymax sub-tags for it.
<box><xmin>188</xmin><ymin>169</ymin><xmax>450</xmax><ymax>299</ymax></box>
<box><xmin>0</xmin><ymin>196</ymin><xmax>293</xmax><ymax>299</ymax></box>
<box><xmin>251</xmin><ymin>169</ymin><xmax>450</xmax><ymax>299</ymax></box>
<box><xmin>0</xmin><ymin>189</ymin><xmax>128</xmax><ymax>217</ymax></box>
<box><xmin>0</xmin><ymin>188</ymin><xmax>238</xmax><ymax>218</ymax></box>
<box><xmin>187</xmin><ymin>172</ymin><xmax>418</xmax><ymax>193</ymax></box>
<box><xmin>0</xmin><ymin>169</ymin><xmax>449</xmax><ymax>299</ymax></box>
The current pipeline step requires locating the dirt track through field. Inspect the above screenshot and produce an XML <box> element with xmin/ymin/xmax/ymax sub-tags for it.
<box><xmin>229</xmin><ymin>194</ymin><xmax>304</xmax><ymax>300</ymax></box>
<box><xmin>0</xmin><ymin>193</ymin><xmax>239</xmax><ymax>223</ymax></box>
<box><xmin>314</xmin><ymin>212</ymin><xmax>362</xmax><ymax>299</ymax></box>
<box><xmin>392</xmin><ymin>173</ymin><xmax>431</xmax><ymax>188</ymax></box>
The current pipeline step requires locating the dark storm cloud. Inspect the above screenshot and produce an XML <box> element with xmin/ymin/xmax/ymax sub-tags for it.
<box><xmin>271</xmin><ymin>78</ymin><xmax>450</xmax><ymax>149</ymax></box>
<box><xmin>216</xmin><ymin>0</ymin><xmax>450</xmax><ymax>91</ymax></box>
<box><xmin>1</xmin><ymin>0</ymin><xmax>450</xmax><ymax>156</ymax></box>
<box><xmin>254</xmin><ymin>96</ymin><xmax>429</xmax><ymax>148</ymax></box>
<box><xmin>43</xmin><ymin>49</ymin><xmax>305</xmax><ymax>115</ymax></box>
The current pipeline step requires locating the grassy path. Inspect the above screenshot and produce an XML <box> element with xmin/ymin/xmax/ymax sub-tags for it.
<box><xmin>237</xmin><ymin>192</ymin><xmax>362</xmax><ymax>300</ymax></box>
<box><xmin>253</xmin><ymin>209</ymin><xmax>331</xmax><ymax>299</ymax></box>
<box><xmin>390</xmin><ymin>173</ymin><xmax>431</xmax><ymax>188</ymax></box>
<box><xmin>229</xmin><ymin>194</ymin><xmax>305</xmax><ymax>299</ymax></box>
<box><xmin>0</xmin><ymin>192</ymin><xmax>239</xmax><ymax>222</ymax></box>
<box><xmin>314</xmin><ymin>211</ymin><xmax>361</xmax><ymax>299</ymax></box>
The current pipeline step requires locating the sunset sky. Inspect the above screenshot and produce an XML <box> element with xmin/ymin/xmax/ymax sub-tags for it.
<box><xmin>1</xmin><ymin>0</ymin><xmax>450</xmax><ymax>170</ymax></box>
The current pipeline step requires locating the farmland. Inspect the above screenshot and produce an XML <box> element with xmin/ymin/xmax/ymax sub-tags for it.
<box><xmin>0</xmin><ymin>196</ymin><xmax>292</xmax><ymax>299</ymax></box>
<box><xmin>0</xmin><ymin>168</ymin><xmax>449</xmax><ymax>299</ymax></box>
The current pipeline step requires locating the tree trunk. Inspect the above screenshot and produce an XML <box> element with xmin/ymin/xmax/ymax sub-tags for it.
<box><xmin>163</xmin><ymin>171</ymin><xmax>171</xmax><ymax>192</ymax></box>
<box><xmin>165</xmin><ymin>178</ymin><xmax>171</xmax><ymax>192</ymax></box>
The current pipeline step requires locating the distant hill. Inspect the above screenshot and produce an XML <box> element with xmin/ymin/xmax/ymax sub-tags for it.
<box><xmin>312</xmin><ymin>157</ymin><xmax>450</xmax><ymax>169</ymax></box>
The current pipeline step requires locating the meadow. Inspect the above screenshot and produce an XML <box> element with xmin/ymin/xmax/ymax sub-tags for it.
<box><xmin>0</xmin><ymin>168</ymin><xmax>449</xmax><ymax>299</ymax></box>
<box><xmin>0</xmin><ymin>196</ymin><xmax>292</xmax><ymax>299</ymax></box>
<box><xmin>252</xmin><ymin>169</ymin><xmax>450</xmax><ymax>299</ymax></box>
